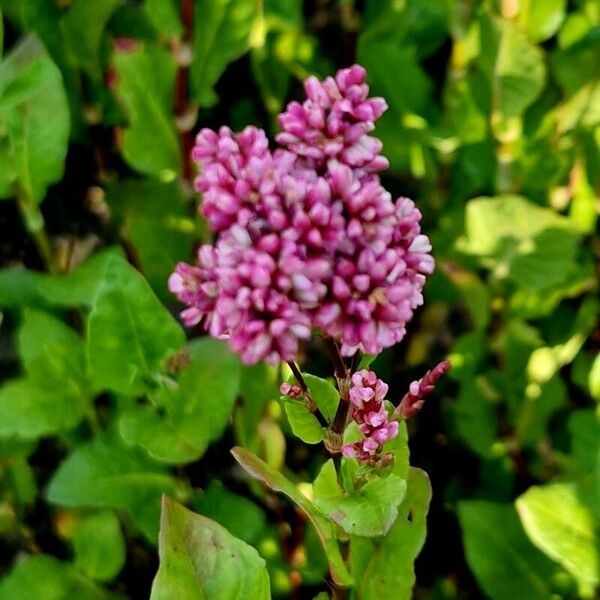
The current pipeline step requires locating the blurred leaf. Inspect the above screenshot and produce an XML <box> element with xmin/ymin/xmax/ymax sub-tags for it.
<box><xmin>144</xmin><ymin>0</ymin><xmax>183</xmax><ymax>39</ymax></box>
<box><xmin>113</xmin><ymin>43</ymin><xmax>180</xmax><ymax>178</ymax></box>
<box><xmin>357</xmin><ymin>42</ymin><xmax>432</xmax><ymax>173</ymax></box>
<box><xmin>0</xmin><ymin>379</ymin><xmax>86</xmax><ymax>439</ymax></box>
<box><xmin>6</xmin><ymin>456</ymin><xmax>37</xmax><ymax>505</ymax></box>
<box><xmin>73</xmin><ymin>511</ymin><xmax>126</xmax><ymax>582</ymax></box>
<box><xmin>120</xmin><ymin>338</ymin><xmax>240</xmax><ymax>464</ymax></box>
<box><xmin>0</xmin><ymin>34</ymin><xmax>69</xmax><ymax>201</ymax></box>
<box><xmin>63</xmin><ymin>0</ymin><xmax>120</xmax><ymax>80</ymax></box>
<box><xmin>459</xmin><ymin>195</ymin><xmax>581</xmax><ymax>291</ymax></box>
<box><xmin>552</xmin><ymin>28</ymin><xmax>600</xmax><ymax>94</ymax></box>
<box><xmin>478</xmin><ymin>16</ymin><xmax>545</xmax><ymax>123</ymax></box>
<box><xmin>351</xmin><ymin>468</ymin><xmax>431</xmax><ymax>600</ymax></box>
<box><xmin>19</xmin><ymin>309</ymin><xmax>86</xmax><ymax>390</ymax></box>
<box><xmin>451</xmin><ymin>376</ymin><xmax>498</xmax><ymax>457</ymax></box>
<box><xmin>191</xmin><ymin>0</ymin><xmax>259</xmax><ymax>107</ymax></box>
<box><xmin>313</xmin><ymin>459</ymin><xmax>406</xmax><ymax>537</ymax></box>
<box><xmin>458</xmin><ymin>501</ymin><xmax>558</xmax><ymax>600</ymax></box>
<box><xmin>517</xmin><ymin>482</ymin><xmax>600</xmax><ymax>597</ymax></box>
<box><xmin>515</xmin><ymin>374</ymin><xmax>567</xmax><ymax>446</ymax></box>
<box><xmin>20</xmin><ymin>0</ymin><xmax>86</xmax><ymax>139</ymax></box>
<box><xmin>46</xmin><ymin>431</ymin><xmax>179</xmax><ymax>542</ymax></box>
<box><xmin>234</xmin><ymin>362</ymin><xmax>278</xmax><ymax>449</ymax></box>
<box><xmin>86</xmin><ymin>255</ymin><xmax>185</xmax><ymax>396</ymax></box>
<box><xmin>591</xmin><ymin>354</ymin><xmax>600</xmax><ymax>402</ymax></box>
<box><xmin>518</xmin><ymin>0</ymin><xmax>566</xmax><ymax>42</ymax></box>
<box><xmin>193</xmin><ymin>481</ymin><xmax>266</xmax><ymax>545</ymax></box>
<box><xmin>231</xmin><ymin>446</ymin><xmax>353</xmax><ymax>587</ymax></box>
<box><xmin>0</xmin><ymin>310</ymin><xmax>88</xmax><ymax>438</ymax></box>
<box><xmin>150</xmin><ymin>496</ymin><xmax>270</xmax><ymax>600</ymax></box>
<box><xmin>569</xmin><ymin>410</ymin><xmax>600</xmax><ymax>473</ymax></box>
<box><xmin>0</xmin><ymin>554</ymin><xmax>124</xmax><ymax>600</ymax></box>
<box><xmin>0</xmin><ymin>248</ymin><xmax>124</xmax><ymax>309</ymax></box>
<box><xmin>444</xmin><ymin>74</ymin><xmax>488</xmax><ymax>144</ymax></box>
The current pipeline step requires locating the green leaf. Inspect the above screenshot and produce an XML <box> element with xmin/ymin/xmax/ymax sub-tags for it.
<box><xmin>304</xmin><ymin>374</ymin><xmax>339</xmax><ymax>421</ymax></box>
<box><xmin>120</xmin><ymin>338</ymin><xmax>241</xmax><ymax>464</ymax></box>
<box><xmin>144</xmin><ymin>0</ymin><xmax>183</xmax><ymax>38</ymax></box>
<box><xmin>518</xmin><ymin>0</ymin><xmax>566</xmax><ymax>42</ymax></box>
<box><xmin>451</xmin><ymin>376</ymin><xmax>498</xmax><ymax>457</ymax></box>
<box><xmin>63</xmin><ymin>0</ymin><xmax>120</xmax><ymax>79</ymax></box>
<box><xmin>459</xmin><ymin>501</ymin><xmax>558</xmax><ymax>600</ymax></box>
<box><xmin>0</xmin><ymin>34</ymin><xmax>69</xmax><ymax>202</ymax></box>
<box><xmin>0</xmin><ymin>554</ymin><xmax>124</xmax><ymax>600</ymax></box>
<box><xmin>105</xmin><ymin>179</ymin><xmax>196</xmax><ymax>301</ymax></box>
<box><xmin>0</xmin><ymin>248</ymin><xmax>124</xmax><ymax>309</ymax></box>
<box><xmin>0</xmin><ymin>310</ymin><xmax>89</xmax><ymax>438</ymax></box>
<box><xmin>73</xmin><ymin>511</ymin><xmax>126</xmax><ymax>582</ymax></box>
<box><xmin>234</xmin><ymin>362</ymin><xmax>279</xmax><ymax>450</ymax></box>
<box><xmin>0</xmin><ymin>379</ymin><xmax>85</xmax><ymax>439</ymax></box>
<box><xmin>113</xmin><ymin>43</ymin><xmax>181</xmax><ymax>178</ymax></box>
<box><xmin>459</xmin><ymin>195</ymin><xmax>581</xmax><ymax>291</ymax></box>
<box><xmin>46</xmin><ymin>431</ymin><xmax>179</xmax><ymax>543</ymax></box>
<box><xmin>86</xmin><ymin>255</ymin><xmax>185</xmax><ymax>395</ymax></box>
<box><xmin>281</xmin><ymin>373</ymin><xmax>338</xmax><ymax>444</ymax></box>
<box><xmin>193</xmin><ymin>481</ymin><xmax>266</xmax><ymax>545</ymax></box>
<box><xmin>190</xmin><ymin>0</ymin><xmax>259</xmax><ymax>106</ymax></box>
<box><xmin>283</xmin><ymin>400</ymin><xmax>324</xmax><ymax>444</ymax></box>
<box><xmin>351</xmin><ymin>468</ymin><xmax>431</xmax><ymax>600</ymax></box>
<box><xmin>19</xmin><ymin>309</ymin><xmax>87</xmax><ymax>390</ymax></box>
<box><xmin>478</xmin><ymin>16</ymin><xmax>546</xmax><ymax>122</ymax></box>
<box><xmin>552</xmin><ymin>28</ymin><xmax>600</xmax><ymax>94</ymax></box>
<box><xmin>517</xmin><ymin>482</ymin><xmax>600</xmax><ymax>597</ymax></box>
<box><xmin>150</xmin><ymin>496</ymin><xmax>270</xmax><ymax>600</ymax></box>
<box><xmin>313</xmin><ymin>459</ymin><xmax>406</xmax><ymax>537</ymax></box>
<box><xmin>230</xmin><ymin>446</ymin><xmax>352</xmax><ymax>587</ymax></box>
<box><xmin>569</xmin><ymin>410</ymin><xmax>600</xmax><ymax>473</ymax></box>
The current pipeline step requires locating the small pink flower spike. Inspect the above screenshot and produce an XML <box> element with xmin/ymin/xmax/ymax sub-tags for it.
<box><xmin>397</xmin><ymin>360</ymin><xmax>451</xmax><ymax>419</ymax></box>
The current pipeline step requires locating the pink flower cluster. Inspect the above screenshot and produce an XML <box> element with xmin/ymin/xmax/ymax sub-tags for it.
<box><xmin>170</xmin><ymin>65</ymin><xmax>434</xmax><ymax>364</ymax></box>
<box><xmin>342</xmin><ymin>370</ymin><xmax>399</xmax><ymax>462</ymax></box>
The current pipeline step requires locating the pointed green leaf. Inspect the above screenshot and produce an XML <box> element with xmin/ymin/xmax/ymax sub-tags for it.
<box><xmin>63</xmin><ymin>0</ymin><xmax>120</xmax><ymax>79</ymax></box>
<box><xmin>46</xmin><ymin>432</ymin><xmax>179</xmax><ymax>542</ymax></box>
<box><xmin>478</xmin><ymin>16</ymin><xmax>546</xmax><ymax>121</ymax></box>
<box><xmin>283</xmin><ymin>400</ymin><xmax>324</xmax><ymax>444</ymax></box>
<box><xmin>191</xmin><ymin>0</ymin><xmax>258</xmax><ymax>106</ymax></box>
<box><xmin>120</xmin><ymin>338</ymin><xmax>240</xmax><ymax>464</ymax></box>
<box><xmin>113</xmin><ymin>43</ymin><xmax>180</xmax><ymax>178</ymax></box>
<box><xmin>351</xmin><ymin>468</ymin><xmax>431</xmax><ymax>600</ymax></box>
<box><xmin>86</xmin><ymin>255</ymin><xmax>185</xmax><ymax>395</ymax></box>
<box><xmin>231</xmin><ymin>446</ymin><xmax>352</xmax><ymax>587</ymax></box>
<box><xmin>0</xmin><ymin>310</ymin><xmax>89</xmax><ymax>438</ymax></box>
<box><xmin>303</xmin><ymin>374</ymin><xmax>339</xmax><ymax>421</ymax></box>
<box><xmin>150</xmin><ymin>497</ymin><xmax>270</xmax><ymax>600</ymax></box>
<box><xmin>313</xmin><ymin>459</ymin><xmax>406</xmax><ymax>537</ymax></box>
<box><xmin>0</xmin><ymin>34</ymin><xmax>69</xmax><ymax>202</ymax></box>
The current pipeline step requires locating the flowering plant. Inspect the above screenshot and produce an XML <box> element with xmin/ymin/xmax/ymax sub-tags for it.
<box><xmin>164</xmin><ymin>65</ymin><xmax>449</xmax><ymax>596</ymax></box>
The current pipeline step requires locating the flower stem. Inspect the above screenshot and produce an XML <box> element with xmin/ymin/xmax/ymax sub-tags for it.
<box><xmin>286</xmin><ymin>360</ymin><xmax>329</xmax><ymax>427</ymax></box>
<box><xmin>286</xmin><ymin>360</ymin><xmax>308</xmax><ymax>392</ymax></box>
<box><xmin>323</xmin><ymin>337</ymin><xmax>351</xmax><ymax>450</ymax></box>
<box><xmin>16</xmin><ymin>188</ymin><xmax>58</xmax><ymax>274</ymax></box>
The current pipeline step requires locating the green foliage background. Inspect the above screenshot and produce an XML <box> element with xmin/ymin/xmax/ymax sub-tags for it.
<box><xmin>0</xmin><ymin>0</ymin><xmax>599</xmax><ymax>598</ymax></box>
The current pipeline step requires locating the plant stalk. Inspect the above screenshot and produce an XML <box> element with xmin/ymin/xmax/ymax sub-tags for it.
<box><xmin>16</xmin><ymin>188</ymin><xmax>58</xmax><ymax>274</ymax></box>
